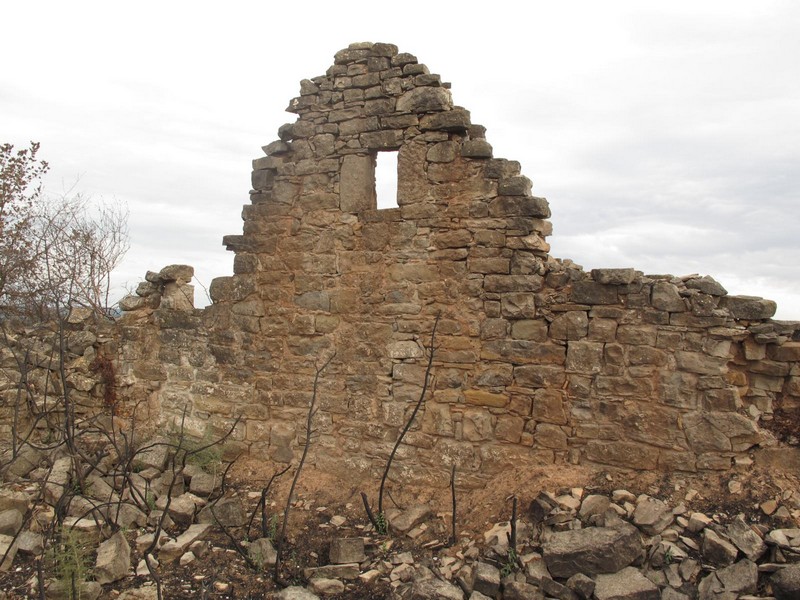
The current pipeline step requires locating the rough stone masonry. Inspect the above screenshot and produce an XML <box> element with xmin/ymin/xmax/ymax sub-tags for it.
<box><xmin>11</xmin><ymin>42</ymin><xmax>800</xmax><ymax>488</ymax></box>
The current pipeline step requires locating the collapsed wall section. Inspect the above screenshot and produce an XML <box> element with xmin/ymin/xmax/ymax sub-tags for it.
<box><xmin>93</xmin><ymin>43</ymin><xmax>800</xmax><ymax>486</ymax></box>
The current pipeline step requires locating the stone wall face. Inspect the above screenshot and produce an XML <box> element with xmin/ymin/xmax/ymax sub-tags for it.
<box><xmin>6</xmin><ymin>43</ymin><xmax>799</xmax><ymax>486</ymax></box>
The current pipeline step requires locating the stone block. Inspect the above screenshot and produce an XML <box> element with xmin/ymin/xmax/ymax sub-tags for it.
<box><xmin>498</xmin><ymin>176</ymin><xmax>532</xmax><ymax>196</ymax></box>
<box><xmin>565</xmin><ymin>341</ymin><xmax>604</xmax><ymax>374</ymax></box>
<box><xmin>686</xmin><ymin>275</ymin><xmax>727</xmax><ymax>296</ymax></box>
<box><xmin>329</xmin><ymin>537</ymin><xmax>366</xmax><ymax>564</ymax></box>
<box><xmin>651</xmin><ymin>281</ymin><xmax>686</xmax><ymax>312</ymax></box>
<box><xmin>488</xmin><ymin>195</ymin><xmax>550</xmax><ymax>217</ymax></box>
<box><xmin>514</xmin><ymin>362</ymin><xmax>566</xmax><ymax>387</ymax></box>
<box><xmin>590</xmin><ymin>268</ymin><xmax>637</xmax><ymax>285</ymax></box>
<box><xmin>396</xmin><ymin>87</ymin><xmax>452</xmax><ymax>112</ymax></box>
<box><xmin>511</xmin><ymin>319</ymin><xmax>548</xmax><ymax>341</ymax></box>
<box><xmin>464</xmin><ymin>390</ymin><xmax>508</xmax><ymax>408</ymax></box>
<box><xmin>675</xmin><ymin>351</ymin><xmax>727</xmax><ymax>375</ymax></box>
<box><xmin>462</xmin><ymin>139</ymin><xmax>493</xmax><ymax>158</ymax></box>
<box><xmin>427</xmin><ymin>141</ymin><xmax>457</xmax><ymax>163</ymax></box>
<box><xmin>495</xmin><ymin>415</ymin><xmax>524</xmax><ymax>442</ymax></box>
<box><xmin>543</xmin><ymin>524</ymin><xmax>642</xmax><ymax>578</ymax></box>
<box><xmin>532</xmin><ymin>389</ymin><xmax>567</xmax><ymax>424</ymax></box>
<box><xmin>721</xmin><ymin>295</ymin><xmax>777</xmax><ymax>319</ymax></box>
<box><xmin>340</xmin><ymin>154</ymin><xmax>375</xmax><ymax>212</ymax></box>
<box><xmin>571</xmin><ymin>281</ymin><xmax>618</xmax><ymax>305</ymax></box>
<box><xmin>550</xmin><ymin>311</ymin><xmax>589</xmax><ymax>340</ymax></box>
<box><xmin>534</xmin><ymin>423</ymin><xmax>568</xmax><ymax>449</ymax></box>
<box><xmin>768</xmin><ymin>341</ymin><xmax>800</xmax><ymax>361</ymax></box>
<box><xmin>361</xmin><ymin>129</ymin><xmax>403</xmax><ymax>149</ymax></box>
<box><xmin>420</xmin><ymin>108</ymin><xmax>471</xmax><ymax>132</ymax></box>
<box><xmin>584</xmin><ymin>441</ymin><xmax>659</xmax><ymax>470</ymax></box>
<box><xmin>501</xmin><ymin>293</ymin><xmax>536</xmax><ymax>318</ymax></box>
<box><xmin>484</xmin><ymin>275</ymin><xmax>544</xmax><ymax>293</ymax></box>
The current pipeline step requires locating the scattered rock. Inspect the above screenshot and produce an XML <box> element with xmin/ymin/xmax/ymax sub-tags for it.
<box><xmin>304</xmin><ymin>563</ymin><xmax>360</xmax><ymax>580</ymax></box>
<box><xmin>633</xmin><ymin>496</ymin><xmax>673</xmax><ymax>535</ymax></box>
<box><xmin>408</xmin><ymin>577</ymin><xmax>464</xmax><ymax>600</ymax></box>
<box><xmin>168</xmin><ymin>493</ymin><xmax>200</xmax><ymax>526</ymax></box>
<box><xmin>566</xmin><ymin>572</ymin><xmax>596</xmax><ymax>599</ymax></box>
<box><xmin>698</xmin><ymin>559</ymin><xmax>758</xmax><ymax>598</ymax></box>
<box><xmin>0</xmin><ymin>489</ymin><xmax>30</xmax><ymax>513</ymax></box>
<box><xmin>198</xmin><ymin>496</ymin><xmax>246</xmax><ymax>527</ymax></box>
<box><xmin>0</xmin><ymin>533</ymin><xmax>18</xmax><ymax>571</ymax></box>
<box><xmin>543</xmin><ymin>523</ymin><xmax>643</xmax><ymax>578</ymax></box>
<box><xmin>541</xmin><ymin>576</ymin><xmax>580</xmax><ymax>600</ymax></box>
<box><xmin>268</xmin><ymin>586</ymin><xmax>320</xmax><ymax>600</ymax></box>
<box><xmin>133</xmin><ymin>437</ymin><xmax>171</xmax><ymax>471</ymax></box>
<box><xmin>159</xmin><ymin>523</ymin><xmax>211</xmax><ymax>562</ymax></box>
<box><xmin>16</xmin><ymin>530</ymin><xmax>43</xmax><ymax>555</ymax></box>
<box><xmin>593</xmin><ymin>566</ymin><xmax>660</xmax><ymax>600</ymax></box>
<box><xmin>249</xmin><ymin>537</ymin><xmax>278</xmax><ymax>567</ymax></box>
<box><xmin>772</xmin><ymin>563</ymin><xmax>800</xmax><ymax>600</ymax></box>
<box><xmin>46</xmin><ymin>580</ymin><xmax>102</xmax><ymax>600</ymax></box>
<box><xmin>579</xmin><ymin>495</ymin><xmax>610</xmax><ymax>522</ymax></box>
<box><xmin>95</xmin><ymin>530</ymin><xmax>131</xmax><ymax>584</ymax></box>
<box><xmin>760</xmin><ymin>499</ymin><xmax>778</xmax><ymax>516</ymax></box>
<box><xmin>727</xmin><ymin>515</ymin><xmax>767</xmax><ymax>561</ymax></box>
<box><xmin>309</xmin><ymin>578</ymin><xmax>346</xmax><ymax>595</ymax></box>
<box><xmin>702</xmin><ymin>528</ymin><xmax>738</xmax><ymax>567</ymax></box>
<box><xmin>472</xmin><ymin>561</ymin><xmax>500</xmax><ymax>597</ymax></box>
<box><xmin>391</xmin><ymin>504</ymin><xmax>432</xmax><ymax>533</ymax></box>
<box><xmin>329</xmin><ymin>537</ymin><xmax>366</xmax><ymax>564</ymax></box>
<box><xmin>118</xmin><ymin>588</ymin><xmax>159</xmax><ymax>600</ymax></box>
<box><xmin>189</xmin><ymin>471</ymin><xmax>218</xmax><ymax>496</ymax></box>
<box><xmin>0</xmin><ymin>508</ymin><xmax>23</xmax><ymax>536</ymax></box>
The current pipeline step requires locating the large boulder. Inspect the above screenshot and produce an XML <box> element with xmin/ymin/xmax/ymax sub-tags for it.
<box><xmin>542</xmin><ymin>524</ymin><xmax>642</xmax><ymax>578</ymax></box>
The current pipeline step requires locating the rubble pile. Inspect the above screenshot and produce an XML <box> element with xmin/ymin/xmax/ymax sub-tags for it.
<box><xmin>2</xmin><ymin>439</ymin><xmax>799</xmax><ymax>599</ymax></box>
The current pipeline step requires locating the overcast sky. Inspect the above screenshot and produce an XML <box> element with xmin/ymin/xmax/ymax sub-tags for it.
<box><xmin>3</xmin><ymin>1</ymin><xmax>799</xmax><ymax>318</ymax></box>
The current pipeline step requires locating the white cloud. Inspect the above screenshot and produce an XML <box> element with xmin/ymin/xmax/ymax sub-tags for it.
<box><xmin>1</xmin><ymin>0</ymin><xmax>798</xmax><ymax>319</ymax></box>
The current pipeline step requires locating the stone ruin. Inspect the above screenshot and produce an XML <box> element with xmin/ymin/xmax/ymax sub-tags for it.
<box><xmin>4</xmin><ymin>42</ymin><xmax>800</xmax><ymax>487</ymax></box>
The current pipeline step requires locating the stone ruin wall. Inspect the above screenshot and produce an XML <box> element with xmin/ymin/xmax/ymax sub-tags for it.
<box><xmin>4</xmin><ymin>43</ymin><xmax>800</xmax><ymax>487</ymax></box>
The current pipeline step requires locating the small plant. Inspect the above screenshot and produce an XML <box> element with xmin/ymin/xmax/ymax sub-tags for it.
<box><xmin>501</xmin><ymin>547</ymin><xmax>518</xmax><ymax>578</ymax></box>
<box><xmin>268</xmin><ymin>514</ymin><xmax>279</xmax><ymax>540</ymax></box>
<box><xmin>375</xmin><ymin>511</ymin><xmax>387</xmax><ymax>535</ymax></box>
<box><xmin>664</xmin><ymin>545</ymin><xmax>674</xmax><ymax>565</ymax></box>
<box><xmin>145</xmin><ymin>490</ymin><xmax>156</xmax><ymax>511</ymax></box>
<box><xmin>51</xmin><ymin>527</ymin><xmax>92</xmax><ymax>599</ymax></box>
<box><xmin>172</xmin><ymin>426</ymin><xmax>223</xmax><ymax>473</ymax></box>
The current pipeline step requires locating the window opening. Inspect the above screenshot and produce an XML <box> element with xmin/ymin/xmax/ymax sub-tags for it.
<box><xmin>375</xmin><ymin>151</ymin><xmax>399</xmax><ymax>209</ymax></box>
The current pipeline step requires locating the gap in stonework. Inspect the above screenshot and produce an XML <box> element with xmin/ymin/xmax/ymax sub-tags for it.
<box><xmin>375</xmin><ymin>150</ymin><xmax>399</xmax><ymax>209</ymax></box>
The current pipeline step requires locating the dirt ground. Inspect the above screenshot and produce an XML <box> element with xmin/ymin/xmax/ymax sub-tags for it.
<box><xmin>3</xmin><ymin>458</ymin><xmax>798</xmax><ymax>599</ymax></box>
